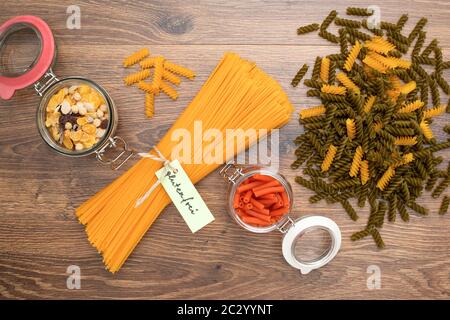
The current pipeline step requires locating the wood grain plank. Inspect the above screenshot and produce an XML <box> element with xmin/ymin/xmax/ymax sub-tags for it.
<box><xmin>1</xmin><ymin>1</ymin><xmax>450</xmax><ymax>45</ymax></box>
<box><xmin>0</xmin><ymin>1</ymin><xmax>449</xmax><ymax>300</ymax></box>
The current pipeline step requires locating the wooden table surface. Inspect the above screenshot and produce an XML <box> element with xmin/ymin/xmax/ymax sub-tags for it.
<box><xmin>0</xmin><ymin>0</ymin><xmax>449</xmax><ymax>300</ymax></box>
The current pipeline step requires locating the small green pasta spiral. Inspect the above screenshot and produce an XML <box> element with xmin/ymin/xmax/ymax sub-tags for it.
<box><xmin>341</xmin><ymin>199</ymin><xmax>358</xmax><ymax>221</ymax></box>
<box><xmin>443</xmin><ymin>125</ymin><xmax>450</xmax><ymax>134</ymax></box>
<box><xmin>396</xmin><ymin>199</ymin><xmax>410</xmax><ymax>222</ymax></box>
<box><xmin>396</xmin><ymin>14</ymin><xmax>409</xmax><ymax>30</ymax></box>
<box><xmin>319</xmin><ymin>30</ymin><xmax>339</xmax><ymax>44</ymax></box>
<box><xmin>307</xmin><ymin>89</ymin><xmax>321</xmax><ymax>97</ymax></box>
<box><xmin>439</xmin><ymin>196</ymin><xmax>449</xmax><ymax>215</ymax></box>
<box><xmin>387</xmin><ymin>36</ymin><xmax>408</xmax><ymax>53</ymax></box>
<box><xmin>346</xmin><ymin>7</ymin><xmax>373</xmax><ymax>16</ymax></box>
<box><xmin>351</xmin><ymin>228</ymin><xmax>371</xmax><ymax>241</ymax></box>
<box><xmin>428</xmin><ymin>76</ymin><xmax>440</xmax><ymax>107</ymax></box>
<box><xmin>304</xmin><ymin>79</ymin><xmax>323</xmax><ymax>89</ymax></box>
<box><xmin>425</xmin><ymin>173</ymin><xmax>438</xmax><ymax>191</ymax></box>
<box><xmin>432</xmin><ymin>176</ymin><xmax>450</xmax><ymax>198</ymax></box>
<box><xmin>412</xmin><ymin>31</ymin><xmax>426</xmax><ymax>57</ymax></box>
<box><xmin>388</xmin><ymin>30</ymin><xmax>409</xmax><ymax>45</ymax></box>
<box><xmin>291</xmin><ymin>64</ymin><xmax>309</xmax><ymax>87</ymax></box>
<box><xmin>380</xmin><ymin>21</ymin><xmax>399</xmax><ymax>32</ymax></box>
<box><xmin>406</xmin><ymin>200</ymin><xmax>429</xmax><ymax>215</ymax></box>
<box><xmin>338</xmin><ymin>29</ymin><xmax>348</xmax><ymax>55</ymax></box>
<box><xmin>320</xmin><ymin>10</ymin><xmax>338</xmax><ymax>30</ymax></box>
<box><xmin>320</xmin><ymin>92</ymin><xmax>347</xmax><ymax>102</ymax></box>
<box><xmin>371</xmin><ymin>228</ymin><xmax>385</xmax><ymax>248</ymax></box>
<box><xmin>413</xmin><ymin>55</ymin><xmax>435</xmax><ymax>65</ymax></box>
<box><xmin>358</xmin><ymin>184</ymin><xmax>368</xmax><ymax>207</ymax></box>
<box><xmin>297</xmin><ymin>23</ymin><xmax>320</xmax><ymax>35</ymax></box>
<box><xmin>346</xmin><ymin>27</ymin><xmax>372</xmax><ymax>41</ymax></box>
<box><xmin>312</xmin><ymin>57</ymin><xmax>322</xmax><ymax>80</ymax></box>
<box><xmin>388</xmin><ymin>195</ymin><xmax>397</xmax><ymax>222</ymax></box>
<box><xmin>335</xmin><ymin>17</ymin><xmax>361</xmax><ymax>28</ymax></box>
<box><xmin>436</xmin><ymin>76</ymin><xmax>449</xmax><ymax>95</ymax></box>
<box><xmin>434</xmin><ymin>47</ymin><xmax>443</xmax><ymax>76</ymax></box>
<box><xmin>421</xmin><ymin>39</ymin><xmax>438</xmax><ymax>57</ymax></box>
<box><xmin>408</xmin><ymin>17</ymin><xmax>428</xmax><ymax>43</ymax></box>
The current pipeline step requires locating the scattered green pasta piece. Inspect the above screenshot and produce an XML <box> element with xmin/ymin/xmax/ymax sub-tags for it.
<box><xmin>439</xmin><ymin>196</ymin><xmax>449</xmax><ymax>215</ymax></box>
<box><xmin>291</xmin><ymin>64</ymin><xmax>309</xmax><ymax>87</ymax></box>
<box><xmin>320</xmin><ymin>10</ymin><xmax>338</xmax><ymax>31</ymax></box>
<box><xmin>297</xmin><ymin>23</ymin><xmax>320</xmax><ymax>35</ymax></box>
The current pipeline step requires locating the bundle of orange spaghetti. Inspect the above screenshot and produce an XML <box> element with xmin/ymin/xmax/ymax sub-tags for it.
<box><xmin>76</xmin><ymin>52</ymin><xmax>294</xmax><ymax>272</ymax></box>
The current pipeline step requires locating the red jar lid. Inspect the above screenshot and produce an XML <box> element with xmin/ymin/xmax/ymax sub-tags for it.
<box><xmin>0</xmin><ymin>15</ymin><xmax>55</xmax><ymax>100</ymax></box>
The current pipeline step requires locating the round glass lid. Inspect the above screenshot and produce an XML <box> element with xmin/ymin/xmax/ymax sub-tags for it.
<box><xmin>0</xmin><ymin>23</ymin><xmax>42</xmax><ymax>77</ymax></box>
<box><xmin>0</xmin><ymin>16</ymin><xmax>55</xmax><ymax>100</ymax></box>
<box><xmin>281</xmin><ymin>216</ymin><xmax>341</xmax><ymax>274</ymax></box>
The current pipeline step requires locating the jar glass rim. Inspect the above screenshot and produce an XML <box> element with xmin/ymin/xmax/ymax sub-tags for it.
<box><xmin>36</xmin><ymin>77</ymin><xmax>116</xmax><ymax>157</ymax></box>
<box><xmin>227</xmin><ymin>166</ymin><xmax>293</xmax><ymax>233</ymax></box>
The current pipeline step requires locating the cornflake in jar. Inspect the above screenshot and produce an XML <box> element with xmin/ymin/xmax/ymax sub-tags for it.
<box><xmin>45</xmin><ymin>84</ymin><xmax>110</xmax><ymax>151</ymax></box>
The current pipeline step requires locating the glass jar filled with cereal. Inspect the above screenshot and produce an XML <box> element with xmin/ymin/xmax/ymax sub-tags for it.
<box><xmin>0</xmin><ymin>16</ymin><xmax>132</xmax><ymax>169</ymax></box>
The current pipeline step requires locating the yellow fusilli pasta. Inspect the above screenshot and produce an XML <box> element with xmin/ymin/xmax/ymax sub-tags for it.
<box><xmin>123</xmin><ymin>48</ymin><xmax>150</xmax><ymax>67</ymax></box>
<box><xmin>137</xmin><ymin>81</ymin><xmax>157</xmax><ymax>94</ymax></box>
<box><xmin>145</xmin><ymin>93</ymin><xmax>155</xmax><ymax>118</ymax></box>
<box><xmin>123</xmin><ymin>69</ymin><xmax>151</xmax><ymax>86</ymax></box>
<box><xmin>393</xmin><ymin>153</ymin><xmax>414</xmax><ymax>168</ymax></box>
<box><xmin>420</xmin><ymin>120</ymin><xmax>433</xmax><ymax>140</ymax></box>
<box><xmin>377</xmin><ymin>166</ymin><xmax>395</xmax><ymax>190</ymax></box>
<box><xmin>336</xmin><ymin>72</ymin><xmax>360</xmax><ymax>94</ymax></box>
<box><xmin>164</xmin><ymin>61</ymin><xmax>196</xmax><ymax>79</ymax></box>
<box><xmin>367</xmin><ymin>52</ymin><xmax>397</xmax><ymax>69</ymax></box>
<box><xmin>321</xmin><ymin>144</ymin><xmax>338</xmax><ymax>172</ymax></box>
<box><xmin>160</xmin><ymin>81</ymin><xmax>179</xmax><ymax>100</ymax></box>
<box><xmin>300</xmin><ymin>105</ymin><xmax>326</xmax><ymax>119</ymax></box>
<box><xmin>386</xmin><ymin>89</ymin><xmax>400</xmax><ymax>103</ymax></box>
<box><xmin>373</xmin><ymin>121</ymin><xmax>383</xmax><ymax>132</ymax></box>
<box><xmin>162</xmin><ymin>70</ymin><xmax>181</xmax><ymax>86</ymax></box>
<box><xmin>363</xmin><ymin>95</ymin><xmax>376</xmax><ymax>113</ymax></box>
<box><xmin>151</xmin><ymin>57</ymin><xmax>165</xmax><ymax>95</ymax></box>
<box><xmin>344</xmin><ymin>41</ymin><xmax>362</xmax><ymax>72</ymax></box>
<box><xmin>363</xmin><ymin>55</ymin><xmax>388</xmax><ymax>73</ymax></box>
<box><xmin>349</xmin><ymin>145</ymin><xmax>363</xmax><ymax>177</ymax></box>
<box><xmin>360</xmin><ymin>160</ymin><xmax>370</xmax><ymax>185</ymax></box>
<box><xmin>389</xmin><ymin>76</ymin><xmax>402</xmax><ymax>90</ymax></box>
<box><xmin>388</xmin><ymin>57</ymin><xmax>411</xmax><ymax>69</ymax></box>
<box><xmin>321</xmin><ymin>84</ymin><xmax>347</xmax><ymax>95</ymax></box>
<box><xmin>395</xmin><ymin>136</ymin><xmax>418</xmax><ymax>146</ymax></box>
<box><xmin>320</xmin><ymin>57</ymin><xmax>330</xmax><ymax>83</ymax></box>
<box><xmin>398</xmin><ymin>99</ymin><xmax>424</xmax><ymax>113</ymax></box>
<box><xmin>346</xmin><ymin>118</ymin><xmax>356</xmax><ymax>140</ymax></box>
<box><xmin>423</xmin><ymin>105</ymin><xmax>446</xmax><ymax>119</ymax></box>
<box><xmin>364</xmin><ymin>36</ymin><xmax>395</xmax><ymax>54</ymax></box>
<box><xmin>399</xmin><ymin>81</ymin><xmax>416</xmax><ymax>95</ymax></box>
<box><xmin>140</xmin><ymin>57</ymin><xmax>159</xmax><ymax>69</ymax></box>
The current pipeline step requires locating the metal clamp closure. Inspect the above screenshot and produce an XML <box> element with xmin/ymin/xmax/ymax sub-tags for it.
<box><xmin>95</xmin><ymin>136</ymin><xmax>134</xmax><ymax>170</ymax></box>
<box><xmin>219</xmin><ymin>162</ymin><xmax>244</xmax><ymax>184</ymax></box>
<box><xmin>277</xmin><ymin>216</ymin><xmax>295</xmax><ymax>234</ymax></box>
<box><xmin>34</xmin><ymin>69</ymin><xmax>59</xmax><ymax>96</ymax></box>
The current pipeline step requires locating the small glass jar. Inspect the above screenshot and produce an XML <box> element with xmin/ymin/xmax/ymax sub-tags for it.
<box><xmin>0</xmin><ymin>16</ymin><xmax>133</xmax><ymax>170</ymax></box>
<box><xmin>220</xmin><ymin>162</ymin><xmax>342</xmax><ymax>274</ymax></box>
<box><xmin>225</xmin><ymin>165</ymin><xmax>293</xmax><ymax>233</ymax></box>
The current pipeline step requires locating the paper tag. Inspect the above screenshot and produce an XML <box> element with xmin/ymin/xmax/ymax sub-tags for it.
<box><xmin>155</xmin><ymin>159</ymin><xmax>215</xmax><ymax>233</ymax></box>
